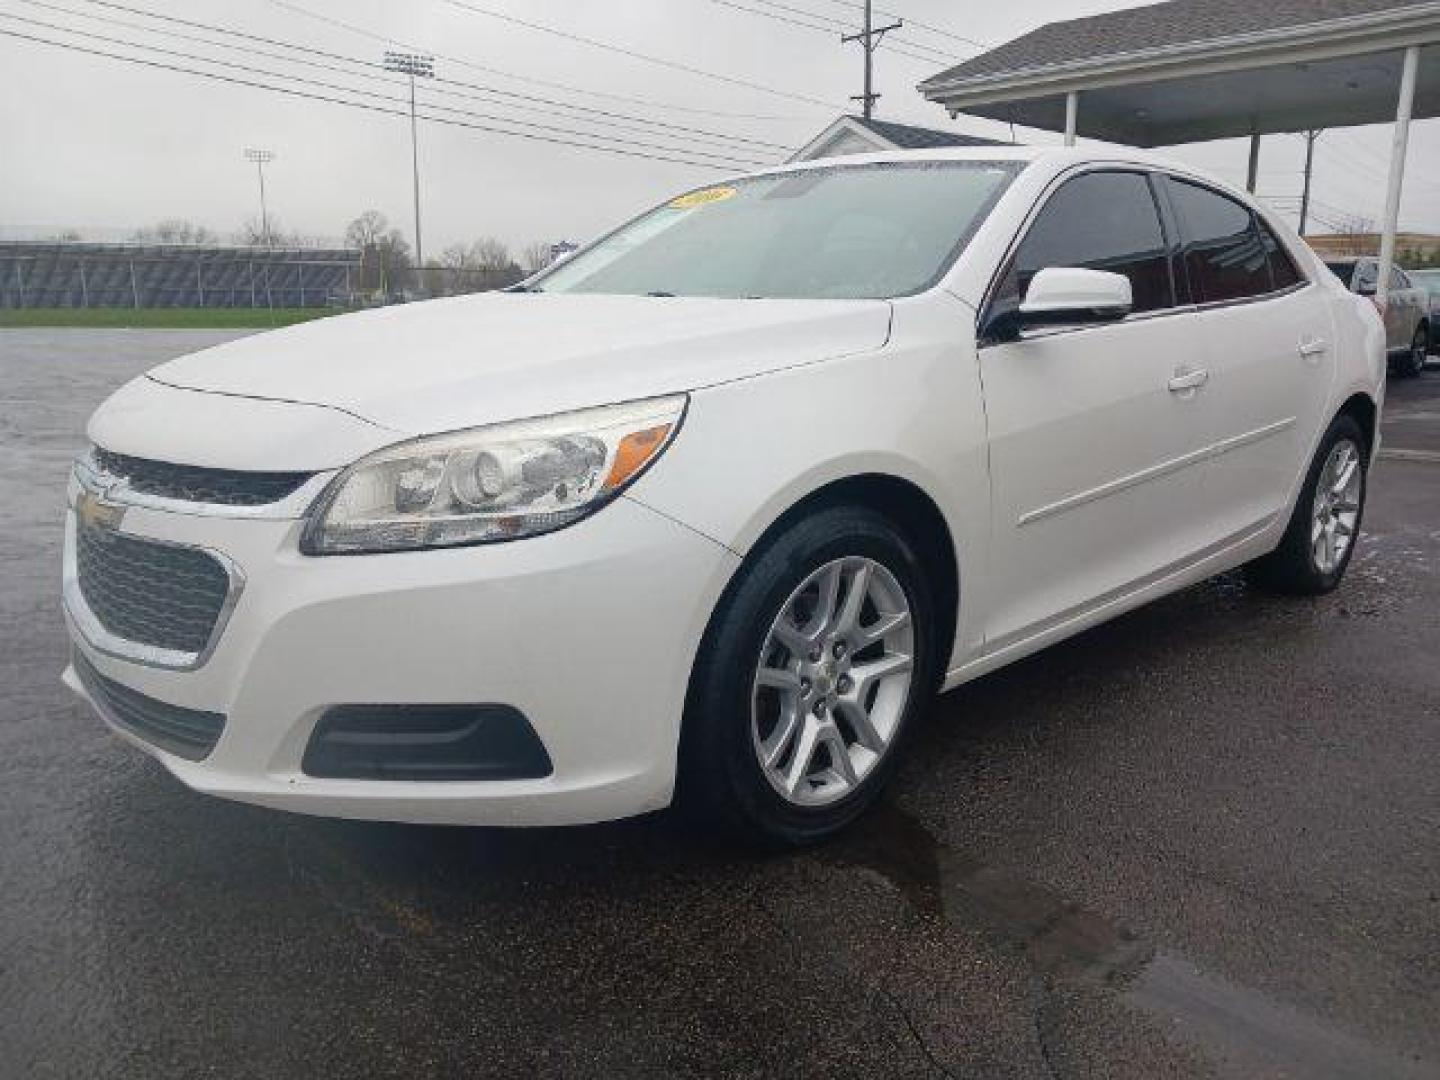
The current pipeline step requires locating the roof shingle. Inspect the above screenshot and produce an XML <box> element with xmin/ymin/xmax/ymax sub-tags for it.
<box><xmin>921</xmin><ymin>0</ymin><xmax>1431</xmax><ymax>86</ymax></box>
<box><xmin>848</xmin><ymin>115</ymin><xmax>1003</xmax><ymax>148</ymax></box>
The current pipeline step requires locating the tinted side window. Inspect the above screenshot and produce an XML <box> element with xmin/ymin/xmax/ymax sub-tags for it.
<box><xmin>998</xmin><ymin>171</ymin><xmax>1173</xmax><ymax>315</ymax></box>
<box><xmin>1354</xmin><ymin>261</ymin><xmax>1378</xmax><ymax>294</ymax></box>
<box><xmin>1391</xmin><ymin>267</ymin><xmax>1411</xmax><ymax>290</ymax></box>
<box><xmin>1168</xmin><ymin>179</ymin><xmax>1271</xmax><ymax>303</ymax></box>
<box><xmin>1258</xmin><ymin>221</ymin><xmax>1302</xmax><ymax>289</ymax></box>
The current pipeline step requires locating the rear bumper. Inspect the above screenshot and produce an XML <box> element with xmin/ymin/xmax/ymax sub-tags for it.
<box><xmin>62</xmin><ymin>491</ymin><xmax>739</xmax><ymax>826</ymax></box>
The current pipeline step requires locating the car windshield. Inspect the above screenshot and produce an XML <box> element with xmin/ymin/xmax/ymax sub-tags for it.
<box><xmin>534</xmin><ymin>161</ymin><xmax>1022</xmax><ymax>300</ymax></box>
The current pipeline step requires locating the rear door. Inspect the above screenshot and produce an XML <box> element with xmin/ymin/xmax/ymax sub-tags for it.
<box><xmin>1161</xmin><ymin>176</ymin><xmax>1336</xmax><ymax>541</ymax></box>
<box><xmin>977</xmin><ymin>168</ymin><xmax>1214</xmax><ymax>650</ymax></box>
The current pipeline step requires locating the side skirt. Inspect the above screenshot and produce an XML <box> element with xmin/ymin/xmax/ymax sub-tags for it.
<box><xmin>939</xmin><ymin>517</ymin><xmax>1279</xmax><ymax>694</ymax></box>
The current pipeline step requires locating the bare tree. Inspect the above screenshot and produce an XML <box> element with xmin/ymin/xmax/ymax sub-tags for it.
<box><xmin>1336</xmin><ymin>215</ymin><xmax>1377</xmax><ymax>256</ymax></box>
<box><xmin>343</xmin><ymin>212</ymin><xmax>414</xmax><ymax>294</ymax></box>
<box><xmin>439</xmin><ymin>243</ymin><xmax>472</xmax><ymax>271</ymax></box>
<box><xmin>237</xmin><ymin>215</ymin><xmax>305</xmax><ymax>247</ymax></box>
<box><xmin>521</xmin><ymin>241</ymin><xmax>553</xmax><ymax>276</ymax></box>
<box><xmin>344</xmin><ymin>210</ymin><xmax>390</xmax><ymax>251</ymax></box>
<box><xmin>469</xmin><ymin>237</ymin><xmax>512</xmax><ymax>274</ymax></box>
<box><xmin>131</xmin><ymin>219</ymin><xmax>216</xmax><ymax>245</ymax></box>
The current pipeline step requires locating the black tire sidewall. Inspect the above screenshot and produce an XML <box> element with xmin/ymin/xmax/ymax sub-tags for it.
<box><xmin>684</xmin><ymin>506</ymin><xmax>938</xmax><ymax>845</ymax></box>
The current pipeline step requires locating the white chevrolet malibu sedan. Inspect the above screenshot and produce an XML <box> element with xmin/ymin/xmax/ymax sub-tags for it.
<box><xmin>63</xmin><ymin>148</ymin><xmax>1385</xmax><ymax>843</ymax></box>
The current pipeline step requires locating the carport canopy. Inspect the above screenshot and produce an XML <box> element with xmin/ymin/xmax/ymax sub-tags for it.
<box><xmin>920</xmin><ymin>0</ymin><xmax>1440</xmax><ymax>301</ymax></box>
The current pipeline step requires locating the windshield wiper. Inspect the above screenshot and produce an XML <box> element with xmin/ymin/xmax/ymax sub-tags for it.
<box><xmin>645</xmin><ymin>290</ymin><xmax>676</xmax><ymax>297</ymax></box>
<box><xmin>505</xmin><ymin>284</ymin><xmax>542</xmax><ymax>293</ymax></box>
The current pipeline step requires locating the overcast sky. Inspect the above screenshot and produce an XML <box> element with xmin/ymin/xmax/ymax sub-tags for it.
<box><xmin>1</xmin><ymin>0</ymin><xmax>1436</xmax><ymax>254</ymax></box>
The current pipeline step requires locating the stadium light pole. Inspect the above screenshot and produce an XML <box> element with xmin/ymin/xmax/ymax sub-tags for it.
<box><xmin>243</xmin><ymin>148</ymin><xmax>275</xmax><ymax>247</ymax></box>
<box><xmin>382</xmin><ymin>51</ymin><xmax>434</xmax><ymax>276</ymax></box>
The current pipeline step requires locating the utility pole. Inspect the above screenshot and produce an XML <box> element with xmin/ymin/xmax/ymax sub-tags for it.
<box><xmin>841</xmin><ymin>1</ymin><xmax>901</xmax><ymax>119</ymax></box>
<box><xmin>244</xmin><ymin>147</ymin><xmax>275</xmax><ymax>247</ymax></box>
<box><xmin>1298</xmin><ymin>129</ymin><xmax>1321</xmax><ymax>236</ymax></box>
<box><xmin>383</xmin><ymin>51</ymin><xmax>435</xmax><ymax>276</ymax></box>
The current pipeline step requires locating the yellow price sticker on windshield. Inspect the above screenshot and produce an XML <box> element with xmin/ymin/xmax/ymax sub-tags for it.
<box><xmin>669</xmin><ymin>186</ymin><xmax>736</xmax><ymax>210</ymax></box>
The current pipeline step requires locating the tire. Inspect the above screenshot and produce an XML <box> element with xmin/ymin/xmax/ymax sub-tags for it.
<box><xmin>680</xmin><ymin>505</ymin><xmax>939</xmax><ymax>846</ymax></box>
<box><xmin>1244</xmin><ymin>414</ymin><xmax>1368</xmax><ymax>595</ymax></box>
<box><xmin>1396</xmin><ymin>325</ymin><xmax>1427</xmax><ymax>378</ymax></box>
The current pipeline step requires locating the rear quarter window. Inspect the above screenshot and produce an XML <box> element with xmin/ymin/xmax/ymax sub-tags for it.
<box><xmin>1167</xmin><ymin>178</ymin><xmax>1271</xmax><ymax>303</ymax></box>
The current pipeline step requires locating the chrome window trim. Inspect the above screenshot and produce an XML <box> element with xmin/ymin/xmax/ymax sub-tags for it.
<box><xmin>976</xmin><ymin>162</ymin><xmax>1314</xmax><ymax>349</ymax></box>
<box><xmin>63</xmin><ymin>470</ymin><xmax>246</xmax><ymax>671</ymax></box>
<box><xmin>75</xmin><ymin>449</ymin><xmax>335</xmax><ymax>521</ymax></box>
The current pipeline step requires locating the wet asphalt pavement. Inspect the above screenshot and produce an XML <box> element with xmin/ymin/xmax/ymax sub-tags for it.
<box><xmin>1</xmin><ymin>329</ymin><xmax>1437</xmax><ymax>1079</ymax></box>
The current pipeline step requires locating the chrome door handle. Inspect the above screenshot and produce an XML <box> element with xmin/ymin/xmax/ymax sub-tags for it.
<box><xmin>1298</xmin><ymin>338</ymin><xmax>1330</xmax><ymax>358</ymax></box>
<box><xmin>1168</xmin><ymin>368</ymin><xmax>1210</xmax><ymax>393</ymax></box>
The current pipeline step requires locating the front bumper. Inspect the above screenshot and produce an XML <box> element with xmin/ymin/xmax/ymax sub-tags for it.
<box><xmin>62</xmin><ymin>485</ymin><xmax>739</xmax><ymax>826</ymax></box>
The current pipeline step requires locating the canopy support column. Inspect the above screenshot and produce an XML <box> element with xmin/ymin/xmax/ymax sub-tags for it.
<box><xmin>1064</xmin><ymin>91</ymin><xmax>1078</xmax><ymax>146</ymax></box>
<box><xmin>1246</xmin><ymin>132</ymin><xmax>1261</xmax><ymax>193</ymax></box>
<box><xmin>1377</xmin><ymin>45</ymin><xmax>1420</xmax><ymax>306</ymax></box>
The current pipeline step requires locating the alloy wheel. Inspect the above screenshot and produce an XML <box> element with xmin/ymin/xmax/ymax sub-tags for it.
<box><xmin>750</xmin><ymin>557</ymin><xmax>914</xmax><ymax>807</ymax></box>
<box><xmin>1311</xmin><ymin>438</ymin><xmax>1363</xmax><ymax>575</ymax></box>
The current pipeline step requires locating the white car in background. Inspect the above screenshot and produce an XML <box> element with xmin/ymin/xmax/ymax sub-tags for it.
<box><xmin>63</xmin><ymin>147</ymin><xmax>1385</xmax><ymax>844</ymax></box>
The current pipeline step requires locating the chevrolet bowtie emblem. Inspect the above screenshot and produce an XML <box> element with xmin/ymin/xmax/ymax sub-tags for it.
<box><xmin>77</xmin><ymin>489</ymin><xmax>126</xmax><ymax>532</ymax></box>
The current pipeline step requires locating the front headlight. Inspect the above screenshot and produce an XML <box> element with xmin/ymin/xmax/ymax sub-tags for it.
<box><xmin>301</xmin><ymin>394</ymin><xmax>686</xmax><ymax>555</ymax></box>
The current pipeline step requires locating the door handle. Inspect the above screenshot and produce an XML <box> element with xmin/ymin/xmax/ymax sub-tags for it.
<box><xmin>1168</xmin><ymin>368</ymin><xmax>1210</xmax><ymax>393</ymax></box>
<box><xmin>1298</xmin><ymin>337</ymin><xmax>1329</xmax><ymax>359</ymax></box>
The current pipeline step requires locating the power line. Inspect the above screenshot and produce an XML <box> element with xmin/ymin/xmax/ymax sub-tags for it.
<box><xmin>705</xmin><ymin>0</ymin><xmax>967</xmax><ymax>69</ymax></box>
<box><xmin>705</xmin><ymin>0</ymin><xmax>965</xmax><ymax>65</ymax></box>
<box><xmin>1318</xmin><ymin>130</ymin><xmax>1440</xmax><ymax>191</ymax></box>
<box><xmin>802</xmin><ymin>0</ymin><xmax>991</xmax><ymax>50</ymax></box>
<box><xmin>0</xmin><ymin>25</ymin><xmax>768</xmax><ymax>171</ymax></box>
<box><xmin>264</xmin><ymin>0</ymin><xmax>812</xmax><ymax>121</ymax></box>
<box><xmin>0</xmin><ymin>11</ymin><xmax>774</xmax><ymax>168</ymax></box>
<box><xmin>23</xmin><ymin>0</ymin><xmax>795</xmax><ymax>153</ymax></box>
<box><xmin>437</xmin><ymin>0</ymin><xmax>840</xmax><ymax>109</ymax></box>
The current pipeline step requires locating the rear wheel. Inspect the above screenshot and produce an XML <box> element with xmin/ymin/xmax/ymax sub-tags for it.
<box><xmin>681</xmin><ymin>505</ymin><xmax>938</xmax><ymax>845</ymax></box>
<box><xmin>1244</xmin><ymin>414</ymin><xmax>1367</xmax><ymax>595</ymax></box>
<box><xmin>1396</xmin><ymin>324</ymin><xmax>1428</xmax><ymax>377</ymax></box>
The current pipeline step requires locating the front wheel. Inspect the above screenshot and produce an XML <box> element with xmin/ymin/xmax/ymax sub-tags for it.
<box><xmin>681</xmin><ymin>505</ymin><xmax>938</xmax><ymax>845</ymax></box>
<box><xmin>1244</xmin><ymin>414</ymin><xmax>1367</xmax><ymax>595</ymax></box>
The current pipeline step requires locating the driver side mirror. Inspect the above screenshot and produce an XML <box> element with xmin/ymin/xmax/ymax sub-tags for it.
<box><xmin>984</xmin><ymin>267</ymin><xmax>1134</xmax><ymax>343</ymax></box>
<box><xmin>1018</xmin><ymin>267</ymin><xmax>1133</xmax><ymax>329</ymax></box>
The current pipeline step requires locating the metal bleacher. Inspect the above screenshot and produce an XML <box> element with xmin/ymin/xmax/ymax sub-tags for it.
<box><xmin>0</xmin><ymin>241</ymin><xmax>359</xmax><ymax>309</ymax></box>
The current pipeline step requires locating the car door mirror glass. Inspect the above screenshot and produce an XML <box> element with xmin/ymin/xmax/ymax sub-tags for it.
<box><xmin>1017</xmin><ymin>267</ymin><xmax>1133</xmax><ymax>329</ymax></box>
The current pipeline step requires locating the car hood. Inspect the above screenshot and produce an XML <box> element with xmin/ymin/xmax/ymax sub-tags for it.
<box><xmin>148</xmin><ymin>292</ymin><xmax>892</xmax><ymax>435</ymax></box>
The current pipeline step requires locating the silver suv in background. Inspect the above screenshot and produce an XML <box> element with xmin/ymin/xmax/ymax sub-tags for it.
<box><xmin>1322</xmin><ymin>257</ymin><xmax>1431</xmax><ymax>377</ymax></box>
<box><xmin>1411</xmin><ymin>267</ymin><xmax>1440</xmax><ymax>338</ymax></box>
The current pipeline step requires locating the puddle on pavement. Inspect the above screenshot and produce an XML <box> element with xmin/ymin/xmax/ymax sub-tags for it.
<box><xmin>831</xmin><ymin>802</ymin><xmax>1432</xmax><ymax>1080</ymax></box>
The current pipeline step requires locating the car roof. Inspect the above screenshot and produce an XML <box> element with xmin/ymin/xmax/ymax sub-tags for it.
<box><xmin>728</xmin><ymin>145</ymin><xmax>1255</xmax><ymax>207</ymax></box>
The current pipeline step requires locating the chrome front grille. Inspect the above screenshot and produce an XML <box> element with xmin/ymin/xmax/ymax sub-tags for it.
<box><xmin>74</xmin><ymin>520</ymin><xmax>233</xmax><ymax>659</ymax></box>
<box><xmin>91</xmin><ymin>447</ymin><xmax>313</xmax><ymax>507</ymax></box>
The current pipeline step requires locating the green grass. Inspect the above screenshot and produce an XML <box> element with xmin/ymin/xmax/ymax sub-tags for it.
<box><xmin>0</xmin><ymin>307</ymin><xmax>342</xmax><ymax>329</ymax></box>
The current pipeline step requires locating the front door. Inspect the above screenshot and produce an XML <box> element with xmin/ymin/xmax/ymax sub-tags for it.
<box><xmin>978</xmin><ymin>169</ymin><xmax>1215</xmax><ymax>651</ymax></box>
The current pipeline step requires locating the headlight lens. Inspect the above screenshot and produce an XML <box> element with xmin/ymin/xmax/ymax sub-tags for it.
<box><xmin>302</xmin><ymin>395</ymin><xmax>686</xmax><ymax>554</ymax></box>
